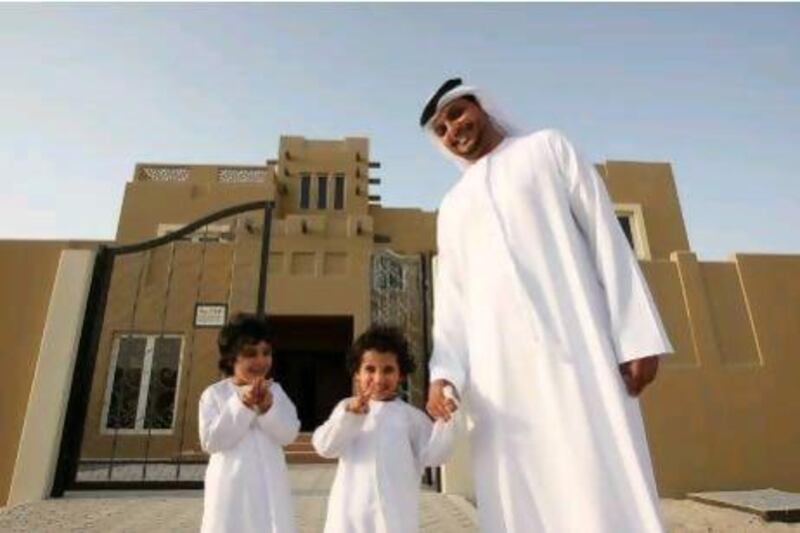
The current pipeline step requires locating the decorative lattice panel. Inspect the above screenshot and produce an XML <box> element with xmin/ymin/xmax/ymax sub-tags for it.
<box><xmin>140</xmin><ymin>166</ymin><xmax>190</xmax><ymax>182</ymax></box>
<box><xmin>218</xmin><ymin>168</ymin><xmax>267</xmax><ymax>183</ymax></box>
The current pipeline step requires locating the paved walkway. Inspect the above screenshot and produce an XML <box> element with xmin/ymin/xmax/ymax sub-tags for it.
<box><xmin>1</xmin><ymin>465</ymin><xmax>798</xmax><ymax>531</ymax></box>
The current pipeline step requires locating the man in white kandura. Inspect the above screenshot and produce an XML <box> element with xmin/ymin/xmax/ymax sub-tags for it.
<box><xmin>422</xmin><ymin>78</ymin><xmax>673</xmax><ymax>533</ymax></box>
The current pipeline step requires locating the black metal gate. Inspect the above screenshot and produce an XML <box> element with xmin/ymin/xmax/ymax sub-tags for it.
<box><xmin>52</xmin><ymin>200</ymin><xmax>274</xmax><ymax>494</ymax></box>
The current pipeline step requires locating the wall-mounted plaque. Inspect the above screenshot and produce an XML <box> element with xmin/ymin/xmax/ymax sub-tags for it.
<box><xmin>194</xmin><ymin>303</ymin><xmax>228</xmax><ymax>328</ymax></box>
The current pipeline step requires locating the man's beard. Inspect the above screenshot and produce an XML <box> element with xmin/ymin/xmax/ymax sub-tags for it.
<box><xmin>457</xmin><ymin>128</ymin><xmax>485</xmax><ymax>160</ymax></box>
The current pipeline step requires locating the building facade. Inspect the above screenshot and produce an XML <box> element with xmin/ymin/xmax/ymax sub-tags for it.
<box><xmin>1</xmin><ymin>135</ymin><xmax>798</xmax><ymax>505</ymax></box>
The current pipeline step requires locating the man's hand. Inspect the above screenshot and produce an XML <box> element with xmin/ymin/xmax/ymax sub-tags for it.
<box><xmin>619</xmin><ymin>356</ymin><xmax>659</xmax><ymax>397</ymax></box>
<box><xmin>427</xmin><ymin>379</ymin><xmax>459</xmax><ymax>421</ymax></box>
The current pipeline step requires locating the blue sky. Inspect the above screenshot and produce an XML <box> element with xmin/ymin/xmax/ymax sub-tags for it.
<box><xmin>1</xmin><ymin>3</ymin><xmax>797</xmax><ymax>259</ymax></box>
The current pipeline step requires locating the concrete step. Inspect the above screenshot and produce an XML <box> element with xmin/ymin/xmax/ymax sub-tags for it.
<box><xmin>295</xmin><ymin>433</ymin><xmax>312</xmax><ymax>443</ymax></box>
<box><xmin>285</xmin><ymin>443</ymin><xmax>315</xmax><ymax>453</ymax></box>
<box><xmin>285</xmin><ymin>451</ymin><xmax>336</xmax><ymax>464</ymax></box>
<box><xmin>284</xmin><ymin>432</ymin><xmax>333</xmax><ymax>464</ymax></box>
<box><xmin>285</xmin><ymin>432</ymin><xmax>314</xmax><ymax>451</ymax></box>
<box><xmin>180</xmin><ymin>433</ymin><xmax>329</xmax><ymax>464</ymax></box>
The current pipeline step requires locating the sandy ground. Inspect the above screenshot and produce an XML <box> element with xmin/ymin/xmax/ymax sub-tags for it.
<box><xmin>3</xmin><ymin>495</ymin><xmax>798</xmax><ymax>532</ymax></box>
<box><xmin>1</xmin><ymin>465</ymin><xmax>797</xmax><ymax>532</ymax></box>
<box><xmin>662</xmin><ymin>499</ymin><xmax>799</xmax><ymax>532</ymax></box>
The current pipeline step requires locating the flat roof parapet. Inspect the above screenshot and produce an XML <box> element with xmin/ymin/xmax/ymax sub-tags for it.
<box><xmin>134</xmin><ymin>164</ymin><xmax>272</xmax><ymax>184</ymax></box>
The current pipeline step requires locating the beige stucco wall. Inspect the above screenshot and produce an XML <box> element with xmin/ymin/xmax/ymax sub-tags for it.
<box><xmin>116</xmin><ymin>166</ymin><xmax>278</xmax><ymax>244</ymax></box>
<box><xmin>278</xmin><ymin>136</ymin><xmax>372</xmax><ymax>217</ymax></box>
<box><xmin>734</xmin><ymin>254</ymin><xmax>800</xmax><ymax>489</ymax></box>
<box><xmin>8</xmin><ymin>249</ymin><xmax>96</xmax><ymax>506</ymax></box>
<box><xmin>371</xmin><ymin>207</ymin><xmax>437</xmax><ymax>254</ymax></box>
<box><xmin>632</xmin><ymin>253</ymin><xmax>799</xmax><ymax>496</ymax></box>
<box><xmin>599</xmin><ymin>161</ymin><xmax>691</xmax><ymax>260</ymax></box>
<box><xmin>0</xmin><ymin>240</ymin><xmax>100</xmax><ymax>506</ymax></box>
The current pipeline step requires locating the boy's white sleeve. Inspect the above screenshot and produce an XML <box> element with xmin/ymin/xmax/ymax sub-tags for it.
<box><xmin>408</xmin><ymin>409</ymin><xmax>433</xmax><ymax>473</ymax></box>
<box><xmin>311</xmin><ymin>400</ymin><xmax>365</xmax><ymax>459</ymax></box>
<box><xmin>256</xmin><ymin>383</ymin><xmax>301</xmax><ymax>446</ymax></box>
<box><xmin>198</xmin><ymin>387</ymin><xmax>256</xmax><ymax>454</ymax></box>
<box><xmin>414</xmin><ymin>407</ymin><xmax>461</xmax><ymax>468</ymax></box>
<box><xmin>421</xmin><ymin>417</ymin><xmax>461</xmax><ymax>467</ymax></box>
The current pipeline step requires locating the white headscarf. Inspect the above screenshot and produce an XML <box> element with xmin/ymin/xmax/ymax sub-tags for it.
<box><xmin>420</xmin><ymin>82</ymin><xmax>523</xmax><ymax>169</ymax></box>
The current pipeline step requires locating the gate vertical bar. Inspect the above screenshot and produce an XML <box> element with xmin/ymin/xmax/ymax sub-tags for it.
<box><xmin>256</xmin><ymin>202</ymin><xmax>274</xmax><ymax>317</ymax></box>
<box><xmin>420</xmin><ymin>252</ymin><xmax>431</xmax><ymax>396</ymax></box>
<box><xmin>107</xmin><ymin>251</ymin><xmax>148</xmax><ymax>481</ymax></box>
<box><xmin>141</xmin><ymin>241</ymin><xmax>178</xmax><ymax>481</ymax></box>
<box><xmin>174</xmin><ymin>225</ymin><xmax>210</xmax><ymax>483</ymax></box>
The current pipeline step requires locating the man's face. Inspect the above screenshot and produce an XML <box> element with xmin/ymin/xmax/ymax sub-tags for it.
<box><xmin>431</xmin><ymin>96</ymin><xmax>492</xmax><ymax>161</ymax></box>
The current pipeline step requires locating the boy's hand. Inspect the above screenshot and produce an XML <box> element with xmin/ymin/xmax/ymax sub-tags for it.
<box><xmin>427</xmin><ymin>379</ymin><xmax>459</xmax><ymax>421</ymax></box>
<box><xmin>347</xmin><ymin>382</ymin><xmax>374</xmax><ymax>414</ymax></box>
<box><xmin>241</xmin><ymin>384</ymin><xmax>258</xmax><ymax>409</ymax></box>
<box><xmin>254</xmin><ymin>378</ymin><xmax>274</xmax><ymax>413</ymax></box>
<box><xmin>241</xmin><ymin>376</ymin><xmax>273</xmax><ymax>412</ymax></box>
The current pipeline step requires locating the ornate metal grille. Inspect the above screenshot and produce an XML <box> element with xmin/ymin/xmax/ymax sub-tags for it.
<box><xmin>370</xmin><ymin>250</ymin><xmax>430</xmax><ymax>408</ymax></box>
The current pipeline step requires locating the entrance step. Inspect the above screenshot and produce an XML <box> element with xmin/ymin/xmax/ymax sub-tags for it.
<box><xmin>688</xmin><ymin>489</ymin><xmax>800</xmax><ymax>523</ymax></box>
<box><xmin>284</xmin><ymin>432</ymin><xmax>336</xmax><ymax>464</ymax></box>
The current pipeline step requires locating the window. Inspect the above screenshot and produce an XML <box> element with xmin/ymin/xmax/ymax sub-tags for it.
<box><xmin>614</xmin><ymin>204</ymin><xmax>651</xmax><ymax>260</ymax></box>
<box><xmin>299</xmin><ymin>174</ymin><xmax>311</xmax><ymax>209</ymax></box>
<box><xmin>103</xmin><ymin>334</ymin><xmax>183</xmax><ymax>433</ymax></box>
<box><xmin>317</xmin><ymin>174</ymin><xmax>328</xmax><ymax>209</ymax></box>
<box><xmin>157</xmin><ymin>223</ymin><xmax>233</xmax><ymax>243</ymax></box>
<box><xmin>334</xmin><ymin>174</ymin><xmax>345</xmax><ymax>210</ymax></box>
<box><xmin>616</xmin><ymin>215</ymin><xmax>635</xmax><ymax>249</ymax></box>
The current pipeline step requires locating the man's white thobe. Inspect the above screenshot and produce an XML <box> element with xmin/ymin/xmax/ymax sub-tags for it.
<box><xmin>430</xmin><ymin>129</ymin><xmax>672</xmax><ymax>533</ymax></box>
<box><xmin>199</xmin><ymin>379</ymin><xmax>300</xmax><ymax>533</ymax></box>
<box><xmin>312</xmin><ymin>398</ymin><xmax>457</xmax><ymax>533</ymax></box>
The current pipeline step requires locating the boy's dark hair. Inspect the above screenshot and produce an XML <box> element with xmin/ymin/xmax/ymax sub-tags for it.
<box><xmin>347</xmin><ymin>324</ymin><xmax>416</xmax><ymax>376</ymax></box>
<box><xmin>217</xmin><ymin>313</ymin><xmax>275</xmax><ymax>376</ymax></box>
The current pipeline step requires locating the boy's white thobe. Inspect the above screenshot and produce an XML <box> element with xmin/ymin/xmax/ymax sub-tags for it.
<box><xmin>199</xmin><ymin>379</ymin><xmax>300</xmax><ymax>533</ymax></box>
<box><xmin>431</xmin><ymin>130</ymin><xmax>673</xmax><ymax>532</ymax></box>
<box><xmin>312</xmin><ymin>398</ymin><xmax>457</xmax><ymax>533</ymax></box>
